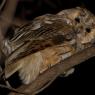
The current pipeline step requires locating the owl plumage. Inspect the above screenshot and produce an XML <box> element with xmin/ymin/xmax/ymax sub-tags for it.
<box><xmin>5</xmin><ymin>22</ymin><xmax>76</xmax><ymax>84</ymax></box>
<box><xmin>4</xmin><ymin>7</ymin><xmax>95</xmax><ymax>84</ymax></box>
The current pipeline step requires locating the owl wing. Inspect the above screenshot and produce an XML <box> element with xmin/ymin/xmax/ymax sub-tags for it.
<box><xmin>5</xmin><ymin>15</ymin><xmax>76</xmax><ymax>84</ymax></box>
<box><xmin>9</xmin><ymin>13</ymin><xmax>74</xmax><ymax>49</ymax></box>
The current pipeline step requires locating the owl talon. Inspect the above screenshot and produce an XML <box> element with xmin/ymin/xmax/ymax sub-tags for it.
<box><xmin>60</xmin><ymin>68</ymin><xmax>75</xmax><ymax>77</ymax></box>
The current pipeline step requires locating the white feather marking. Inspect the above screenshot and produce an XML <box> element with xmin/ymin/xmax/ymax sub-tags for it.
<box><xmin>31</xmin><ymin>23</ymin><xmax>41</xmax><ymax>30</ymax></box>
<box><xmin>61</xmin><ymin>52</ymin><xmax>72</xmax><ymax>60</ymax></box>
<box><xmin>44</xmin><ymin>20</ymin><xmax>53</xmax><ymax>24</ymax></box>
<box><xmin>19</xmin><ymin>52</ymin><xmax>43</xmax><ymax>84</ymax></box>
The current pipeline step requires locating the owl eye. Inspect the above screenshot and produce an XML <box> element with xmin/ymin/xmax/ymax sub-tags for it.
<box><xmin>85</xmin><ymin>27</ymin><xmax>91</xmax><ymax>33</ymax></box>
<box><xmin>75</xmin><ymin>17</ymin><xmax>80</xmax><ymax>23</ymax></box>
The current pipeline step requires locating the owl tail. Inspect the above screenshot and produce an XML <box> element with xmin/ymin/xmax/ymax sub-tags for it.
<box><xmin>5</xmin><ymin>52</ymin><xmax>43</xmax><ymax>84</ymax></box>
<box><xmin>5</xmin><ymin>60</ymin><xmax>23</xmax><ymax>79</ymax></box>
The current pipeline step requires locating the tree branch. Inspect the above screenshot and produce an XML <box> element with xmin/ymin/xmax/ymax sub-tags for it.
<box><xmin>0</xmin><ymin>0</ymin><xmax>6</xmax><ymax>11</ymax></box>
<box><xmin>0</xmin><ymin>0</ymin><xmax>19</xmax><ymax>35</ymax></box>
<box><xmin>0</xmin><ymin>0</ymin><xmax>19</xmax><ymax>61</ymax></box>
<box><xmin>0</xmin><ymin>84</ymin><xmax>27</xmax><ymax>95</ymax></box>
<box><xmin>9</xmin><ymin>46</ymin><xmax>95</xmax><ymax>95</ymax></box>
<box><xmin>0</xmin><ymin>0</ymin><xmax>19</xmax><ymax>83</ymax></box>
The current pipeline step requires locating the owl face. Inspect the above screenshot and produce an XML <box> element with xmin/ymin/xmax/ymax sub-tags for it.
<box><xmin>75</xmin><ymin>10</ymin><xmax>95</xmax><ymax>46</ymax></box>
<box><xmin>57</xmin><ymin>7</ymin><xmax>95</xmax><ymax>49</ymax></box>
<box><xmin>65</xmin><ymin>7</ymin><xmax>95</xmax><ymax>46</ymax></box>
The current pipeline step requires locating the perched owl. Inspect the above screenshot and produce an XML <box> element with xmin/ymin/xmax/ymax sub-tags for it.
<box><xmin>4</xmin><ymin>7</ymin><xmax>95</xmax><ymax>84</ymax></box>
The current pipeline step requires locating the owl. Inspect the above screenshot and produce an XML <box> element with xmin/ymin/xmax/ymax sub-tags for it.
<box><xmin>4</xmin><ymin>7</ymin><xmax>95</xmax><ymax>84</ymax></box>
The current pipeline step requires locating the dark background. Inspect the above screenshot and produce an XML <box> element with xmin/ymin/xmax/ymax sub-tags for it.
<box><xmin>16</xmin><ymin>0</ymin><xmax>95</xmax><ymax>20</ymax></box>
<box><xmin>0</xmin><ymin>0</ymin><xmax>95</xmax><ymax>95</ymax></box>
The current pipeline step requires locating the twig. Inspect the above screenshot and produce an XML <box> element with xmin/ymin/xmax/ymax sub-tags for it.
<box><xmin>9</xmin><ymin>46</ymin><xmax>95</xmax><ymax>95</ymax></box>
<box><xmin>0</xmin><ymin>84</ymin><xmax>28</xmax><ymax>95</ymax></box>
<box><xmin>0</xmin><ymin>0</ymin><xmax>6</xmax><ymax>11</ymax></box>
<box><xmin>35</xmin><ymin>75</ymin><xmax>58</xmax><ymax>94</ymax></box>
<box><xmin>0</xmin><ymin>0</ymin><xmax>19</xmax><ymax>35</ymax></box>
<box><xmin>0</xmin><ymin>0</ymin><xmax>19</xmax><ymax>59</ymax></box>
